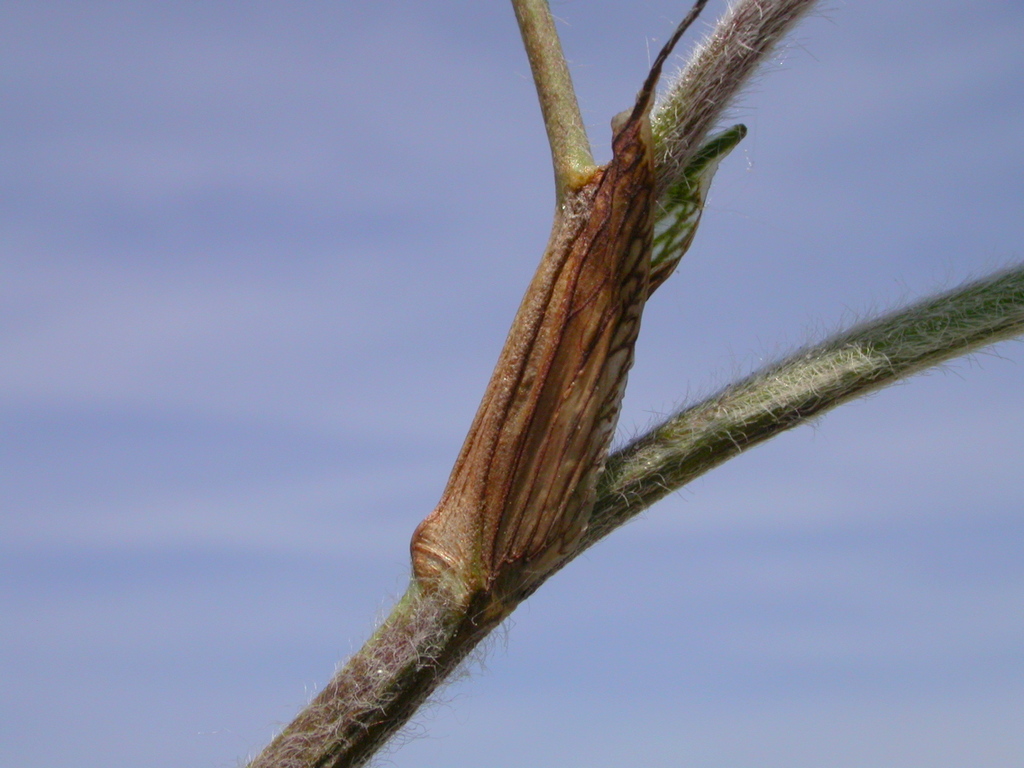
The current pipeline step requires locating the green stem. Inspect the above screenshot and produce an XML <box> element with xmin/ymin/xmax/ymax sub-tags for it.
<box><xmin>586</xmin><ymin>264</ymin><xmax>1024</xmax><ymax>547</ymax></box>
<box><xmin>249</xmin><ymin>264</ymin><xmax>1024</xmax><ymax>767</ymax></box>
<box><xmin>247</xmin><ymin>582</ymin><xmax>499</xmax><ymax>768</ymax></box>
<box><xmin>243</xmin><ymin>0</ymin><xmax>1023</xmax><ymax>762</ymax></box>
<box><xmin>511</xmin><ymin>0</ymin><xmax>596</xmax><ymax>197</ymax></box>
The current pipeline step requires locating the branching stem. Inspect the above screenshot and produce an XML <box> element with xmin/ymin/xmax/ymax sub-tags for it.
<box><xmin>250</xmin><ymin>264</ymin><xmax>1024</xmax><ymax>768</ymax></box>
<box><xmin>244</xmin><ymin>0</ymin><xmax>1023</xmax><ymax>764</ymax></box>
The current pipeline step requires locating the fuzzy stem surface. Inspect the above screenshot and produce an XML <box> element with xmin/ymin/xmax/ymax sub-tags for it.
<box><xmin>652</xmin><ymin>0</ymin><xmax>820</xmax><ymax>195</ymax></box>
<box><xmin>250</xmin><ymin>264</ymin><xmax>1024</xmax><ymax>767</ymax></box>
<box><xmin>244</xmin><ymin>0</ymin><xmax>1023</xmax><ymax>762</ymax></box>
<box><xmin>587</xmin><ymin>264</ymin><xmax>1024</xmax><ymax>546</ymax></box>
<box><xmin>247</xmin><ymin>582</ymin><xmax>499</xmax><ymax>768</ymax></box>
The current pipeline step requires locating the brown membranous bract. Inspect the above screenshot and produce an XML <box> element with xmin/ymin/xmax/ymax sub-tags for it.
<box><xmin>410</xmin><ymin>1</ymin><xmax>709</xmax><ymax>617</ymax></box>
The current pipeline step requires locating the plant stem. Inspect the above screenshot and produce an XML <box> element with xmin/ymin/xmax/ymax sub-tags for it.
<box><xmin>248</xmin><ymin>582</ymin><xmax>498</xmax><ymax>768</ymax></box>
<box><xmin>511</xmin><ymin>0</ymin><xmax>596</xmax><ymax>197</ymax></box>
<box><xmin>244</xmin><ymin>0</ymin><xmax>1023</xmax><ymax>762</ymax></box>
<box><xmin>249</xmin><ymin>264</ymin><xmax>1024</xmax><ymax>768</ymax></box>
<box><xmin>586</xmin><ymin>264</ymin><xmax>1024</xmax><ymax>546</ymax></box>
<box><xmin>651</xmin><ymin>0</ymin><xmax>819</xmax><ymax>195</ymax></box>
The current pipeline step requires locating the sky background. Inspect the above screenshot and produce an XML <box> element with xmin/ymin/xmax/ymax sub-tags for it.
<box><xmin>2</xmin><ymin>1</ymin><xmax>1023</xmax><ymax>766</ymax></box>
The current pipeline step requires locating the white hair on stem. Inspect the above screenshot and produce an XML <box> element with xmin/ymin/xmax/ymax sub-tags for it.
<box><xmin>587</xmin><ymin>264</ymin><xmax>1024</xmax><ymax>545</ymax></box>
<box><xmin>652</xmin><ymin>0</ymin><xmax>820</xmax><ymax>195</ymax></box>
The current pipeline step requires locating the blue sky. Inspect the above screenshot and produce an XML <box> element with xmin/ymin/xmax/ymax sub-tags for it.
<box><xmin>2</xmin><ymin>1</ymin><xmax>1022</xmax><ymax>766</ymax></box>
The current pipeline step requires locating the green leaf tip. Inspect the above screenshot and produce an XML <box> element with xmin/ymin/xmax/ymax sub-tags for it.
<box><xmin>648</xmin><ymin>124</ymin><xmax>746</xmax><ymax>294</ymax></box>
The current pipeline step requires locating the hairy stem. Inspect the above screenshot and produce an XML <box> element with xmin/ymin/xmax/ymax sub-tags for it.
<box><xmin>511</xmin><ymin>0</ymin><xmax>596</xmax><ymax>196</ymax></box>
<box><xmin>586</xmin><ymin>264</ymin><xmax>1024</xmax><ymax>546</ymax></box>
<box><xmin>244</xmin><ymin>0</ymin><xmax>1022</xmax><ymax>763</ymax></box>
<box><xmin>249</xmin><ymin>264</ymin><xmax>1024</xmax><ymax>768</ymax></box>
<box><xmin>652</xmin><ymin>0</ymin><xmax>820</xmax><ymax>195</ymax></box>
<box><xmin>247</xmin><ymin>583</ymin><xmax>498</xmax><ymax>768</ymax></box>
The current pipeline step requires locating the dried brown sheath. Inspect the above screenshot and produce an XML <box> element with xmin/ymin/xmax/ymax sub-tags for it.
<box><xmin>411</xmin><ymin>3</ymin><xmax>707</xmax><ymax>611</ymax></box>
